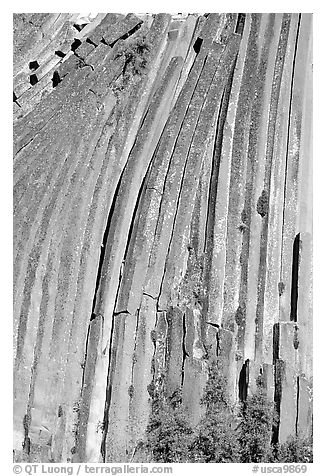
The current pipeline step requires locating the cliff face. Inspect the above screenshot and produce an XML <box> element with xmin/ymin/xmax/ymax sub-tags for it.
<box><xmin>13</xmin><ymin>13</ymin><xmax>313</xmax><ymax>463</ymax></box>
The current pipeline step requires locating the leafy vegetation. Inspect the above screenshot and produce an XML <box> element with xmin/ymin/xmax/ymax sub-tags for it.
<box><xmin>190</xmin><ymin>363</ymin><xmax>240</xmax><ymax>462</ymax></box>
<box><xmin>256</xmin><ymin>189</ymin><xmax>269</xmax><ymax>217</ymax></box>
<box><xmin>237</xmin><ymin>375</ymin><xmax>276</xmax><ymax>462</ymax></box>
<box><xmin>144</xmin><ymin>388</ymin><xmax>194</xmax><ymax>463</ymax></box>
<box><xmin>142</xmin><ymin>361</ymin><xmax>313</xmax><ymax>463</ymax></box>
<box><xmin>179</xmin><ymin>247</ymin><xmax>205</xmax><ymax>308</ymax></box>
<box><xmin>275</xmin><ymin>435</ymin><xmax>313</xmax><ymax>463</ymax></box>
<box><xmin>113</xmin><ymin>35</ymin><xmax>150</xmax><ymax>91</ymax></box>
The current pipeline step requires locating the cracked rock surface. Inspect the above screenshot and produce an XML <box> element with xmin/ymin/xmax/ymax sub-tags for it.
<box><xmin>13</xmin><ymin>13</ymin><xmax>312</xmax><ymax>463</ymax></box>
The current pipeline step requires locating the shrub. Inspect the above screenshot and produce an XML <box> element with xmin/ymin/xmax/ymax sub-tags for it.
<box><xmin>276</xmin><ymin>435</ymin><xmax>313</xmax><ymax>463</ymax></box>
<box><xmin>237</xmin><ymin>375</ymin><xmax>276</xmax><ymax>462</ymax></box>
<box><xmin>191</xmin><ymin>411</ymin><xmax>240</xmax><ymax>463</ymax></box>
<box><xmin>114</xmin><ymin>35</ymin><xmax>150</xmax><ymax>90</ymax></box>
<box><xmin>128</xmin><ymin>385</ymin><xmax>134</xmax><ymax>399</ymax></box>
<box><xmin>200</xmin><ymin>361</ymin><xmax>229</xmax><ymax>409</ymax></box>
<box><xmin>191</xmin><ymin>361</ymin><xmax>240</xmax><ymax>462</ymax></box>
<box><xmin>257</xmin><ymin>189</ymin><xmax>269</xmax><ymax>217</ymax></box>
<box><xmin>144</xmin><ymin>388</ymin><xmax>194</xmax><ymax>463</ymax></box>
<box><xmin>142</xmin><ymin>363</ymin><xmax>313</xmax><ymax>464</ymax></box>
<box><xmin>278</xmin><ymin>281</ymin><xmax>286</xmax><ymax>296</ymax></box>
<box><xmin>179</xmin><ymin>248</ymin><xmax>205</xmax><ymax>307</ymax></box>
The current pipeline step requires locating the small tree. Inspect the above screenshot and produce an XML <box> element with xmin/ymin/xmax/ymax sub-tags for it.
<box><xmin>238</xmin><ymin>375</ymin><xmax>275</xmax><ymax>462</ymax></box>
<box><xmin>141</xmin><ymin>365</ymin><xmax>313</xmax><ymax>464</ymax></box>
<box><xmin>191</xmin><ymin>362</ymin><xmax>240</xmax><ymax>462</ymax></box>
<box><xmin>145</xmin><ymin>388</ymin><xmax>194</xmax><ymax>463</ymax></box>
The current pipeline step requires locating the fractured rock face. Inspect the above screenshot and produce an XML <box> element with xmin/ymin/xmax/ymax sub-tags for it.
<box><xmin>13</xmin><ymin>12</ymin><xmax>313</xmax><ymax>463</ymax></box>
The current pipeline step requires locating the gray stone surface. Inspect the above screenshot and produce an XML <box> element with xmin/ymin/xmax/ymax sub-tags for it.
<box><xmin>13</xmin><ymin>13</ymin><xmax>313</xmax><ymax>463</ymax></box>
